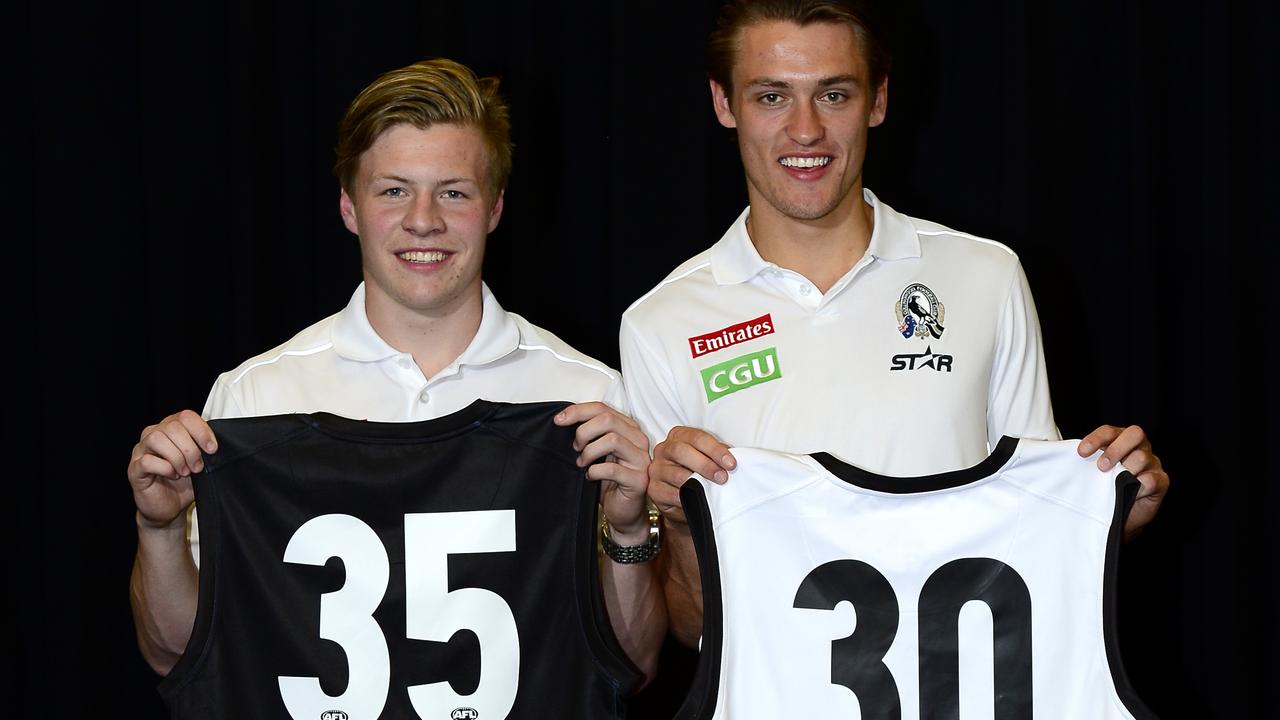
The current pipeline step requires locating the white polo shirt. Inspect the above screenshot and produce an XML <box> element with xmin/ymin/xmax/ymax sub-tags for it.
<box><xmin>191</xmin><ymin>281</ymin><xmax>620</xmax><ymax>560</ymax></box>
<box><xmin>620</xmin><ymin>189</ymin><xmax>1058</xmax><ymax>476</ymax></box>
<box><xmin>204</xmin><ymin>282</ymin><xmax>621</xmax><ymax>420</ymax></box>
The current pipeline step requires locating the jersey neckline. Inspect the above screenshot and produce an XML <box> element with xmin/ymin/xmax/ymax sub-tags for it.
<box><xmin>306</xmin><ymin>399</ymin><xmax>499</xmax><ymax>442</ymax></box>
<box><xmin>809</xmin><ymin>435</ymin><xmax>1020</xmax><ymax>493</ymax></box>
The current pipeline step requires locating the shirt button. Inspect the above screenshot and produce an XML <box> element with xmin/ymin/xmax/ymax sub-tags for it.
<box><xmin>418</xmin><ymin>389</ymin><xmax>430</xmax><ymax>404</ymax></box>
<box><xmin>799</xmin><ymin>284</ymin><xmax>813</xmax><ymax>296</ymax></box>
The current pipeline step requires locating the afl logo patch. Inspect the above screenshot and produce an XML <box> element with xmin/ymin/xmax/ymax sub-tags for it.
<box><xmin>451</xmin><ymin>709</ymin><xmax>479</xmax><ymax>719</ymax></box>
<box><xmin>895</xmin><ymin>283</ymin><xmax>945</xmax><ymax>340</ymax></box>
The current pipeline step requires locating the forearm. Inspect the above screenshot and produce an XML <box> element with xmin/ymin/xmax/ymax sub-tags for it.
<box><xmin>661</xmin><ymin>521</ymin><xmax>704</xmax><ymax>648</ymax></box>
<box><xmin>129</xmin><ymin>514</ymin><xmax>198</xmax><ymax>675</ymax></box>
<box><xmin>600</xmin><ymin>552</ymin><xmax>667</xmax><ymax>686</ymax></box>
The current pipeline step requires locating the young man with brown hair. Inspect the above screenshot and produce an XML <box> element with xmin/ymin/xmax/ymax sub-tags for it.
<box><xmin>621</xmin><ymin>0</ymin><xmax>1168</xmax><ymax>649</ymax></box>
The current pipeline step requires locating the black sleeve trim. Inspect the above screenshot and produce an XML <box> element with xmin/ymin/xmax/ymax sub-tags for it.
<box><xmin>673</xmin><ymin>478</ymin><xmax>722</xmax><ymax>720</ymax></box>
<box><xmin>574</xmin><ymin>475</ymin><xmax>644</xmax><ymax>701</ymax></box>
<box><xmin>156</xmin><ymin>469</ymin><xmax>221</xmax><ymax>703</ymax></box>
<box><xmin>1103</xmin><ymin>471</ymin><xmax>1160</xmax><ymax>719</ymax></box>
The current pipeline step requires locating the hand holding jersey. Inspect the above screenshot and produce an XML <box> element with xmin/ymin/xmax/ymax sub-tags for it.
<box><xmin>623</xmin><ymin>5</ymin><xmax>1170</xmax><ymax>653</ymax></box>
<box><xmin>127</xmin><ymin>58</ymin><xmax>667</xmax><ymax>693</ymax></box>
<box><xmin>651</xmin><ymin>422</ymin><xmax>1168</xmax><ymax>537</ymax></box>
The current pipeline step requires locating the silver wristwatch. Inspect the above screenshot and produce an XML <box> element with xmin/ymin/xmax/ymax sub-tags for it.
<box><xmin>600</xmin><ymin>506</ymin><xmax>661</xmax><ymax>564</ymax></box>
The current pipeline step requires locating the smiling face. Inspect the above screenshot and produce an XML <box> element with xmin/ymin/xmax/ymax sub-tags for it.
<box><xmin>339</xmin><ymin>122</ymin><xmax>503</xmax><ymax>323</ymax></box>
<box><xmin>712</xmin><ymin>19</ymin><xmax>887</xmax><ymax>224</ymax></box>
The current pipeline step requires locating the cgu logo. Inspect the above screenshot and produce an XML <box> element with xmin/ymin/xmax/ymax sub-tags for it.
<box><xmin>320</xmin><ymin>713</ymin><xmax>349</xmax><ymax>720</ymax></box>
<box><xmin>700</xmin><ymin>347</ymin><xmax>782</xmax><ymax>402</ymax></box>
<box><xmin>451</xmin><ymin>709</ymin><xmax>480</xmax><ymax>720</ymax></box>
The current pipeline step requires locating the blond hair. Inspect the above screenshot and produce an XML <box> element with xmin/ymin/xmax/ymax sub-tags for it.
<box><xmin>334</xmin><ymin>58</ymin><xmax>512</xmax><ymax>198</ymax></box>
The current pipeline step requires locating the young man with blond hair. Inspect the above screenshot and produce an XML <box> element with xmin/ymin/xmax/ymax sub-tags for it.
<box><xmin>129</xmin><ymin>58</ymin><xmax>664</xmax><ymax>716</ymax></box>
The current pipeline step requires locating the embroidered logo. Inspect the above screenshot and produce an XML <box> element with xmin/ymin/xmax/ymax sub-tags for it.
<box><xmin>701</xmin><ymin>347</ymin><xmax>782</xmax><ymax>402</ymax></box>
<box><xmin>321</xmin><ymin>712</ymin><xmax>349</xmax><ymax>720</ymax></box>
<box><xmin>688</xmin><ymin>314</ymin><xmax>775</xmax><ymax>358</ymax></box>
<box><xmin>450</xmin><ymin>709</ymin><xmax>479</xmax><ymax>719</ymax></box>
<box><xmin>895</xmin><ymin>283</ymin><xmax>946</xmax><ymax>340</ymax></box>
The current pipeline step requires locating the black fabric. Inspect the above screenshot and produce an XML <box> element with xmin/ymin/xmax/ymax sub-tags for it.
<box><xmin>672</xmin><ymin>479</ymin><xmax>723</xmax><ymax>720</ymax></box>
<box><xmin>158</xmin><ymin>401</ymin><xmax>638</xmax><ymax>719</ymax></box>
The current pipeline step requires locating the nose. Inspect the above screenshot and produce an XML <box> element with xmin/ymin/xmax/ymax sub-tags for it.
<box><xmin>403</xmin><ymin>194</ymin><xmax>445</xmax><ymax>236</ymax></box>
<box><xmin>787</xmin><ymin>99</ymin><xmax>825</xmax><ymax>146</ymax></box>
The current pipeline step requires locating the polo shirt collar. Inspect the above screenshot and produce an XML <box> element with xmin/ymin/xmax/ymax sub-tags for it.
<box><xmin>330</xmin><ymin>282</ymin><xmax>520</xmax><ymax>367</ymax></box>
<box><xmin>709</xmin><ymin>188</ymin><xmax>920</xmax><ymax>286</ymax></box>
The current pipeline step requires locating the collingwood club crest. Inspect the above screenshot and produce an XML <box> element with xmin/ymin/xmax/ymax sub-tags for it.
<box><xmin>896</xmin><ymin>283</ymin><xmax>945</xmax><ymax>340</ymax></box>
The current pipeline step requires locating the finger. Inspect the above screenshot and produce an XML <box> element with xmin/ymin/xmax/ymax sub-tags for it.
<box><xmin>139</xmin><ymin>427</ymin><xmax>200</xmax><ymax>478</ymax></box>
<box><xmin>175</xmin><ymin>409</ymin><xmax>218</xmax><ymax>454</ymax></box>
<box><xmin>1116</xmin><ymin>447</ymin><xmax>1158</xmax><ymax>476</ymax></box>
<box><xmin>128</xmin><ymin>453</ymin><xmax>184</xmax><ymax>488</ymax></box>
<box><xmin>662</xmin><ymin>426</ymin><xmax>736</xmax><ymax>472</ymax></box>
<box><xmin>554</xmin><ymin>401</ymin><xmax>626</xmax><ymax>428</ymax></box>
<box><xmin>157</xmin><ymin>418</ymin><xmax>210</xmax><ymax>476</ymax></box>
<box><xmin>646</xmin><ymin>474</ymin><xmax>688</xmax><ymax>524</ymax></box>
<box><xmin>563</xmin><ymin>404</ymin><xmax>647</xmax><ymax>454</ymax></box>
<box><xmin>1098</xmin><ymin>425</ymin><xmax>1148</xmax><ymax>471</ymax></box>
<box><xmin>587</xmin><ymin>461</ymin><xmax>649</xmax><ymax>497</ymax></box>
<box><xmin>1077</xmin><ymin>424</ymin><xmax>1122</xmax><ymax>457</ymax></box>
<box><xmin>578</xmin><ymin>431</ymin><xmax>649</xmax><ymax>470</ymax></box>
<box><xmin>1123</xmin><ymin>468</ymin><xmax>1169</xmax><ymax>537</ymax></box>
<box><xmin>655</xmin><ymin>438</ymin><xmax>728</xmax><ymax>484</ymax></box>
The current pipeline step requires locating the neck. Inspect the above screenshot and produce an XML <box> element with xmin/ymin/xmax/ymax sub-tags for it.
<box><xmin>364</xmin><ymin>283</ymin><xmax>484</xmax><ymax>379</ymax></box>
<box><xmin>746</xmin><ymin>185</ymin><xmax>876</xmax><ymax>294</ymax></box>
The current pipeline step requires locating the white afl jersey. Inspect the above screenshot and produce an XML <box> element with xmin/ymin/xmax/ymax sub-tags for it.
<box><xmin>676</xmin><ymin>437</ymin><xmax>1156</xmax><ymax>720</ymax></box>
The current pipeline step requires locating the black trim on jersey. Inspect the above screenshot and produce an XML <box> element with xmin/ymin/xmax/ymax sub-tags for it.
<box><xmin>810</xmin><ymin>435</ymin><xmax>1020</xmax><ymax>493</ymax></box>
<box><xmin>1103</xmin><ymin>471</ymin><xmax>1160</xmax><ymax>719</ymax></box>
<box><xmin>672</xmin><ymin>479</ymin><xmax>723</xmax><ymax>720</ymax></box>
<box><xmin>308</xmin><ymin>398</ymin><xmax>496</xmax><ymax>442</ymax></box>
<box><xmin>576</xmin><ymin>479</ymin><xmax>645</xmax><ymax>705</ymax></box>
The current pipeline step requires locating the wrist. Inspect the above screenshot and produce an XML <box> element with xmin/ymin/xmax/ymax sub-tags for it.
<box><xmin>601</xmin><ymin>506</ymin><xmax>661</xmax><ymax>564</ymax></box>
<box><xmin>136</xmin><ymin>509</ymin><xmax>188</xmax><ymax>534</ymax></box>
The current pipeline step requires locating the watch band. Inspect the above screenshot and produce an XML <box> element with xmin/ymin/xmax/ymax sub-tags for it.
<box><xmin>600</xmin><ymin>506</ymin><xmax>661</xmax><ymax>564</ymax></box>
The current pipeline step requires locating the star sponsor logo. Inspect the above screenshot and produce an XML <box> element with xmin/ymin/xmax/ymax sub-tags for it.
<box><xmin>889</xmin><ymin>345</ymin><xmax>953</xmax><ymax>372</ymax></box>
<box><xmin>701</xmin><ymin>347</ymin><xmax>782</xmax><ymax>402</ymax></box>
<box><xmin>688</xmin><ymin>313</ymin><xmax>775</xmax><ymax>358</ymax></box>
<box><xmin>895</xmin><ymin>283</ymin><xmax>945</xmax><ymax>340</ymax></box>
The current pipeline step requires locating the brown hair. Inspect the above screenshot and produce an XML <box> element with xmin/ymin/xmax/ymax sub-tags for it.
<box><xmin>334</xmin><ymin>58</ymin><xmax>512</xmax><ymax>198</ymax></box>
<box><xmin>706</xmin><ymin>0</ymin><xmax>892</xmax><ymax>95</ymax></box>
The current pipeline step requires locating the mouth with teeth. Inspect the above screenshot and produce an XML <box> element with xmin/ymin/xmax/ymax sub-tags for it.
<box><xmin>396</xmin><ymin>249</ymin><xmax>451</xmax><ymax>266</ymax></box>
<box><xmin>778</xmin><ymin>155</ymin><xmax>833</xmax><ymax>179</ymax></box>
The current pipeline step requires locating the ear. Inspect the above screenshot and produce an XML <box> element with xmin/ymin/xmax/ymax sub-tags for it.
<box><xmin>869</xmin><ymin>76</ymin><xmax>889</xmax><ymax>128</ymax></box>
<box><xmin>710</xmin><ymin>79</ymin><xmax>737</xmax><ymax>129</ymax></box>
<box><xmin>487</xmin><ymin>189</ymin><xmax>505</xmax><ymax>233</ymax></box>
<box><xmin>339</xmin><ymin>188</ymin><xmax>360</xmax><ymax>235</ymax></box>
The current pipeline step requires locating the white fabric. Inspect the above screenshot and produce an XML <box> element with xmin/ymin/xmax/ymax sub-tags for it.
<box><xmin>204</xmin><ymin>282</ymin><xmax>621</xmax><ymax>420</ymax></box>
<box><xmin>190</xmin><ymin>282</ymin><xmax>620</xmax><ymax>561</ymax></box>
<box><xmin>692</xmin><ymin>442</ymin><xmax>1144</xmax><ymax>720</ymax></box>
<box><xmin>620</xmin><ymin>189</ymin><xmax>1058</xmax><ymax>475</ymax></box>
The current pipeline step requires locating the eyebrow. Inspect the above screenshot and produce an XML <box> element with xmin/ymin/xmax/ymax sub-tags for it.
<box><xmin>743</xmin><ymin>74</ymin><xmax>860</xmax><ymax>90</ymax></box>
<box><xmin>371</xmin><ymin>174</ymin><xmax>476</xmax><ymax>186</ymax></box>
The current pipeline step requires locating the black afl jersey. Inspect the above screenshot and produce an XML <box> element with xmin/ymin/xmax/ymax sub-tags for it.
<box><xmin>676</xmin><ymin>437</ymin><xmax>1156</xmax><ymax>720</ymax></box>
<box><xmin>158</xmin><ymin>400</ymin><xmax>639</xmax><ymax>720</ymax></box>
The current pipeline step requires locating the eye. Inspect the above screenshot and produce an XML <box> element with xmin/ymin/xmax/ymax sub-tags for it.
<box><xmin>382</xmin><ymin>187</ymin><xmax>407</xmax><ymax>198</ymax></box>
<box><xmin>758</xmin><ymin>92</ymin><xmax>785</xmax><ymax>106</ymax></box>
<box><xmin>820</xmin><ymin>91</ymin><xmax>847</xmax><ymax>103</ymax></box>
<box><xmin>440</xmin><ymin>189</ymin><xmax>468</xmax><ymax>200</ymax></box>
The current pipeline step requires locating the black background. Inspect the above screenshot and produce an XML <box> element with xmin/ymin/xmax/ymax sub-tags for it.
<box><xmin>9</xmin><ymin>1</ymin><xmax>1277</xmax><ymax>716</ymax></box>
